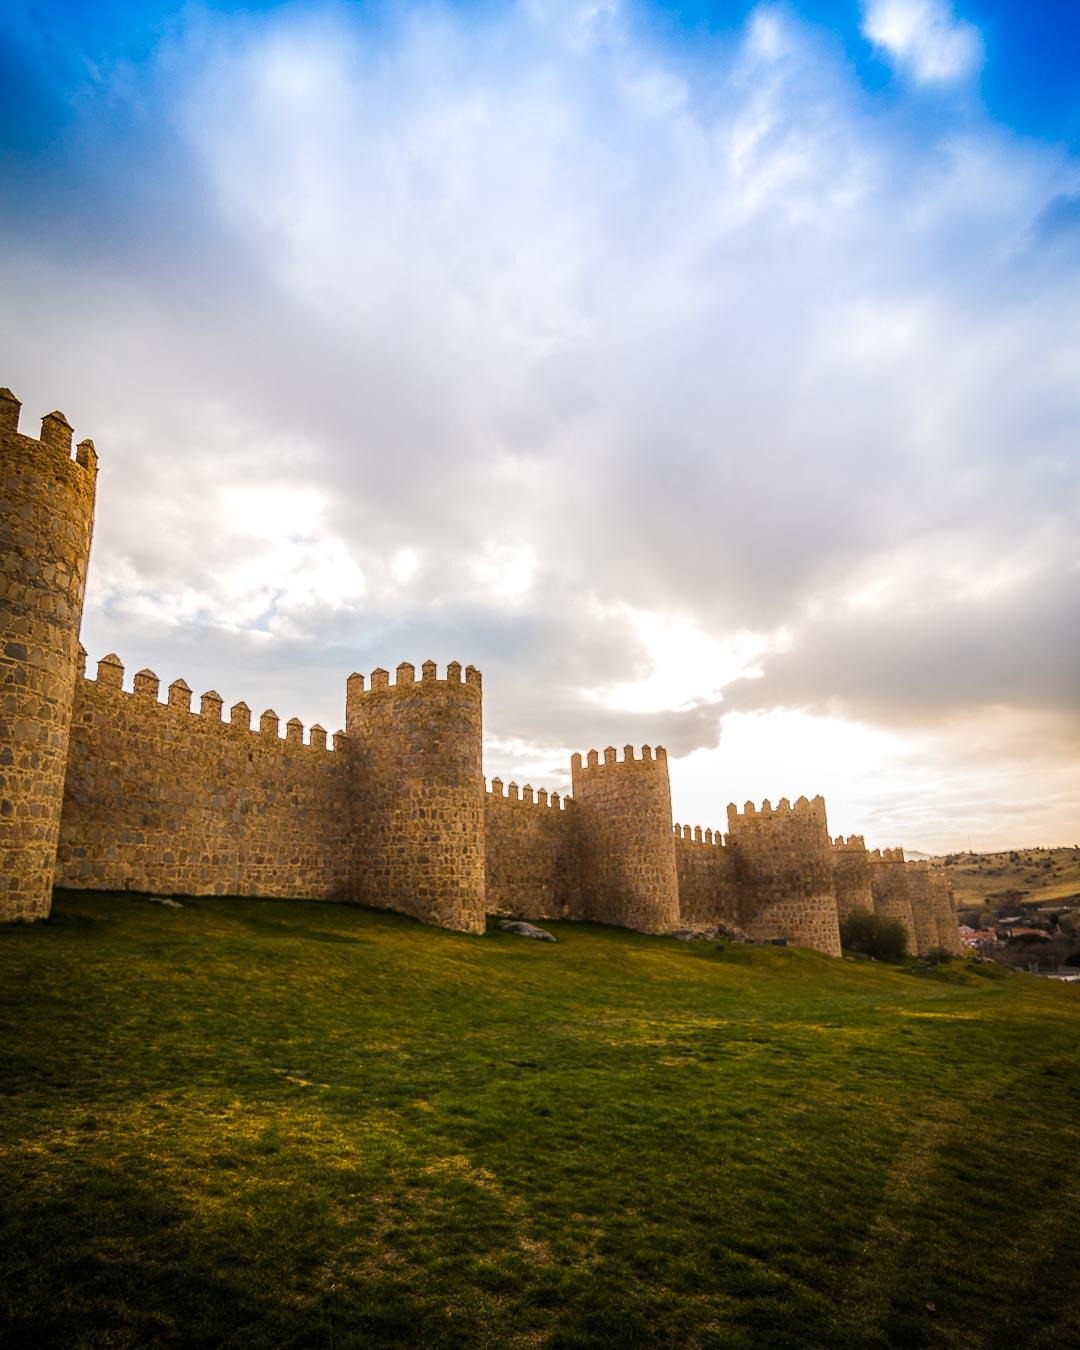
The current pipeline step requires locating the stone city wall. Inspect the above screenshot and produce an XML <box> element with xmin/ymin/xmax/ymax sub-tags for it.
<box><xmin>484</xmin><ymin>781</ymin><xmax>579</xmax><ymax>919</ymax></box>
<box><xmin>673</xmin><ymin>825</ymin><xmax>739</xmax><ymax>928</ymax></box>
<box><xmin>57</xmin><ymin>654</ymin><xmax>352</xmax><ymax>899</ymax></box>
<box><xmin>0</xmin><ymin>382</ymin><xmax>965</xmax><ymax>957</ymax></box>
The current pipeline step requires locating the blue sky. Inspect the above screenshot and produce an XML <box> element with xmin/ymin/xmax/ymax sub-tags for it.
<box><xmin>2</xmin><ymin>0</ymin><xmax>1078</xmax><ymax>850</ymax></box>
<box><xmin>6</xmin><ymin>1</ymin><xmax>1079</xmax><ymax>143</ymax></box>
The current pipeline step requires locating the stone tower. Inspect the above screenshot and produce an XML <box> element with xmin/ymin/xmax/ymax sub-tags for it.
<box><xmin>345</xmin><ymin>661</ymin><xmax>486</xmax><ymax>933</ymax></box>
<box><xmin>571</xmin><ymin>745</ymin><xmax>680</xmax><ymax>934</ymax></box>
<box><xmin>726</xmin><ymin>797</ymin><xmax>841</xmax><ymax>955</ymax></box>
<box><xmin>929</xmin><ymin>871</ymin><xmax>962</xmax><ymax>955</ymax></box>
<box><xmin>904</xmin><ymin>859</ymin><xmax>940</xmax><ymax>956</ymax></box>
<box><xmin>832</xmin><ymin>835</ymin><xmax>874</xmax><ymax>925</ymax></box>
<box><xmin>0</xmin><ymin>390</ymin><xmax>98</xmax><ymax>921</ymax></box>
<box><xmin>868</xmin><ymin>848</ymin><xmax>916</xmax><ymax>952</ymax></box>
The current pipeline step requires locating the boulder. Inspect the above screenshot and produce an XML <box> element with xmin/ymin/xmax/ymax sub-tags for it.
<box><xmin>498</xmin><ymin>920</ymin><xmax>556</xmax><ymax>942</ymax></box>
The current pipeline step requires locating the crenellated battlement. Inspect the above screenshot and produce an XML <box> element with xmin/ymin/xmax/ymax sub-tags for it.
<box><xmin>833</xmin><ymin>834</ymin><xmax>867</xmax><ymax>850</ymax></box>
<box><xmin>570</xmin><ymin>744</ymin><xmax>667</xmax><ymax>778</ymax></box>
<box><xmin>0</xmin><ymin>388</ymin><xmax>98</xmax><ymax>479</ymax></box>
<box><xmin>78</xmin><ymin>651</ymin><xmax>347</xmax><ymax>752</ymax></box>
<box><xmin>673</xmin><ymin>824</ymin><xmax>727</xmax><ymax>847</ymax></box>
<box><xmin>868</xmin><ymin>846</ymin><xmax>905</xmax><ymax>862</ymax></box>
<box><xmin>726</xmin><ymin>795</ymin><xmax>828</xmax><ymax>827</ymax></box>
<box><xmin>487</xmin><ymin>779</ymin><xmax>570</xmax><ymax>810</ymax></box>
<box><xmin>347</xmin><ymin>660</ymin><xmax>482</xmax><ymax>701</ymax></box>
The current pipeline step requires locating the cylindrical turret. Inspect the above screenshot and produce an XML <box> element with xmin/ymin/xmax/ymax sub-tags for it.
<box><xmin>929</xmin><ymin>871</ymin><xmax>962</xmax><ymax>955</ymax></box>
<box><xmin>832</xmin><ymin>835</ymin><xmax>874</xmax><ymax>925</ymax></box>
<box><xmin>904</xmin><ymin>860</ymin><xmax>940</xmax><ymax>955</ymax></box>
<box><xmin>868</xmin><ymin>848</ymin><xmax>915</xmax><ymax>952</ymax></box>
<box><xmin>0</xmin><ymin>389</ymin><xmax>98</xmax><ymax>920</ymax></box>
<box><xmin>725</xmin><ymin>796</ymin><xmax>841</xmax><ymax>955</ymax></box>
<box><xmin>345</xmin><ymin>661</ymin><xmax>486</xmax><ymax>933</ymax></box>
<box><xmin>570</xmin><ymin>745</ymin><xmax>680</xmax><ymax>934</ymax></box>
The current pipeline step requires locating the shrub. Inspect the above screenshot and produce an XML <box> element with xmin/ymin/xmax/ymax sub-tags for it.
<box><xmin>840</xmin><ymin>909</ymin><xmax>909</xmax><ymax>963</ymax></box>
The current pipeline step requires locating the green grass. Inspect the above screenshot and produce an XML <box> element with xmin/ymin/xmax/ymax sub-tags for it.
<box><xmin>2</xmin><ymin>892</ymin><xmax>1079</xmax><ymax>1349</ymax></box>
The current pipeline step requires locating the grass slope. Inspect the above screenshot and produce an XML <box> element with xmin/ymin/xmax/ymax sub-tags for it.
<box><xmin>2</xmin><ymin>892</ymin><xmax>1079</xmax><ymax>1349</ymax></box>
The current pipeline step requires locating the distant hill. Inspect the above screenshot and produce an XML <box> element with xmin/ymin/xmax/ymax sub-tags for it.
<box><xmin>934</xmin><ymin>846</ymin><xmax>1080</xmax><ymax>911</ymax></box>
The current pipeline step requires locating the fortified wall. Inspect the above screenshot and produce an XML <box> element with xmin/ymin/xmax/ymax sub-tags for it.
<box><xmin>0</xmin><ymin>390</ymin><xmax>961</xmax><ymax>956</ymax></box>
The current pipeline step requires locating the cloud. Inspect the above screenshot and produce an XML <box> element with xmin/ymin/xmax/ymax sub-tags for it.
<box><xmin>0</xmin><ymin>1</ymin><xmax>1077</xmax><ymax>847</ymax></box>
<box><xmin>862</xmin><ymin>0</ymin><xmax>983</xmax><ymax>84</ymax></box>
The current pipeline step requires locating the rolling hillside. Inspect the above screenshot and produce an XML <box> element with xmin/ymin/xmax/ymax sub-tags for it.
<box><xmin>2</xmin><ymin>892</ymin><xmax>1078</xmax><ymax>1348</ymax></box>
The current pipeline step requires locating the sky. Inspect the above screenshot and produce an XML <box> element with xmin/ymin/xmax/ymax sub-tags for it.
<box><xmin>2</xmin><ymin>0</ymin><xmax>1078</xmax><ymax>853</ymax></box>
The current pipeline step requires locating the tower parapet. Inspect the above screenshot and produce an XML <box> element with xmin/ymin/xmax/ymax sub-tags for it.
<box><xmin>570</xmin><ymin>745</ymin><xmax>680</xmax><ymax>933</ymax></box>
<box><xmin>725</xmin><ymin>797</ymin><xmax>840</xmax><ymax>955</ymax></box>
<box><xmin>0</xmin><ymin>390</ymin><xmax>98</xmax><ymax>920</ymax></box>
<box><xmin>346</xmin><ymin>661</ymin><xmax>486</xmax><ymax>933</ymax></box>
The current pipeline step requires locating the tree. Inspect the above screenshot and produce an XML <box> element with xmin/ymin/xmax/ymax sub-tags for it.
<box><xmin>840</xmin><ymin>909</ymin><xmax>909</xmax><ymax>963</ymax></box>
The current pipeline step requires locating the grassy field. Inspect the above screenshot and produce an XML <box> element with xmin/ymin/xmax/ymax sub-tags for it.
<box><xmin>2</xmin><ymin>892</ymin><xmax>1079</xmax><ymax>1349</ymax></box>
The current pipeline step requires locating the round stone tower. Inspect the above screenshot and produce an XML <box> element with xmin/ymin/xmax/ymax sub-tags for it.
<box><xmin>345</xmin><ymin>661</ymin><xmax>486</xmax><ymax>933</ymax></box>
<box><xmin>929</xmin><ymin>871</ymin><xmax>962</xmax><ymax>955</ymax></box>
<box><xmin>868</xmin><ymin>848</ymin><xmax>916</xmax><ymax>952</ymax></box>
<box><xmin>725</xmin><ymin>797</ymin><xmax>841</xmax><ymax>956</ymax></box>
<box><xmin>570</xmin><ymin>745</ymin><xmax>680</xmax><ymax>934</ymax></box>
<box><xmin>904</xmin><ymin>860</ymin><xmax>940</xmax><ymax>956</ymax></box>
<box><xmin>832</xmin><ymin>834</ymin><xmax>875</xmax><ymax>925</ymax></box>
<box><xmin>0</xmin><ymin>389</ymin><xmax>98</xmax><ymax>921</ymax></box>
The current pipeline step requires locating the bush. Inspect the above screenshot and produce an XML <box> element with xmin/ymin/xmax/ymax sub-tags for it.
<box><xmin>840</xmin><ymin>909</ymin><xmax>909</xmax><ymax>963</ymax></box>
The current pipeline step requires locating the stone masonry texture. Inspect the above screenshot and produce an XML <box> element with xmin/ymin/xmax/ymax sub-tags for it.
<box><xmin>485</xmin><ymin>782</ymin><xmax>579</xmax><ymax>920</ymax></box>
<box><xmin>0</xmin><ymin>392</ymin><xmax>97</xmax><ymax>921</ymax></box>
<box><xmin>571</xmin><ymin>747</ymin><xmax>681</xmax><ymax>935</ymax></box>
<box><xmin>673</xmin><ymin>826</ymin><xmax>739</xmax><ymax>929</ymax></box>
<box><xmin>832</xmin><ymin>836</ymin><xmax>875</xmax><ymax>925</ymax></box>
<box><xmin>346</xmin><ymin>663</ymin><xmax>486</xmax><ymax>934</ymax></box>
<box><xmin>0</xmin><ymin>385</ymin><xmax>962</xmax><ymax>957</ymax></box>
<box><xmin>726</xmin><ymin>797</ymin><xmax>843</xmax><ymax>956</ymax></box>
<box><xmin>868</xmin><ymin>850</ymin><xmax>918</xmax><ymax>952</ymax></box>
<box><xmin>905</xmin><ymin>861</ymin><xmax>942</xmax><ymax>956</ymax></box>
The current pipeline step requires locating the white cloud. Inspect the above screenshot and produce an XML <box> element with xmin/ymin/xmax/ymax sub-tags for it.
<box><xmin>2</xmin><ymin>0</ymin><xmax>1078</xmax><ymax>847</ymax></box>
<box><xmin>862</xmin><ymin>0</ymin><xmax>983</xmax><ymax>84</ymax></box>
